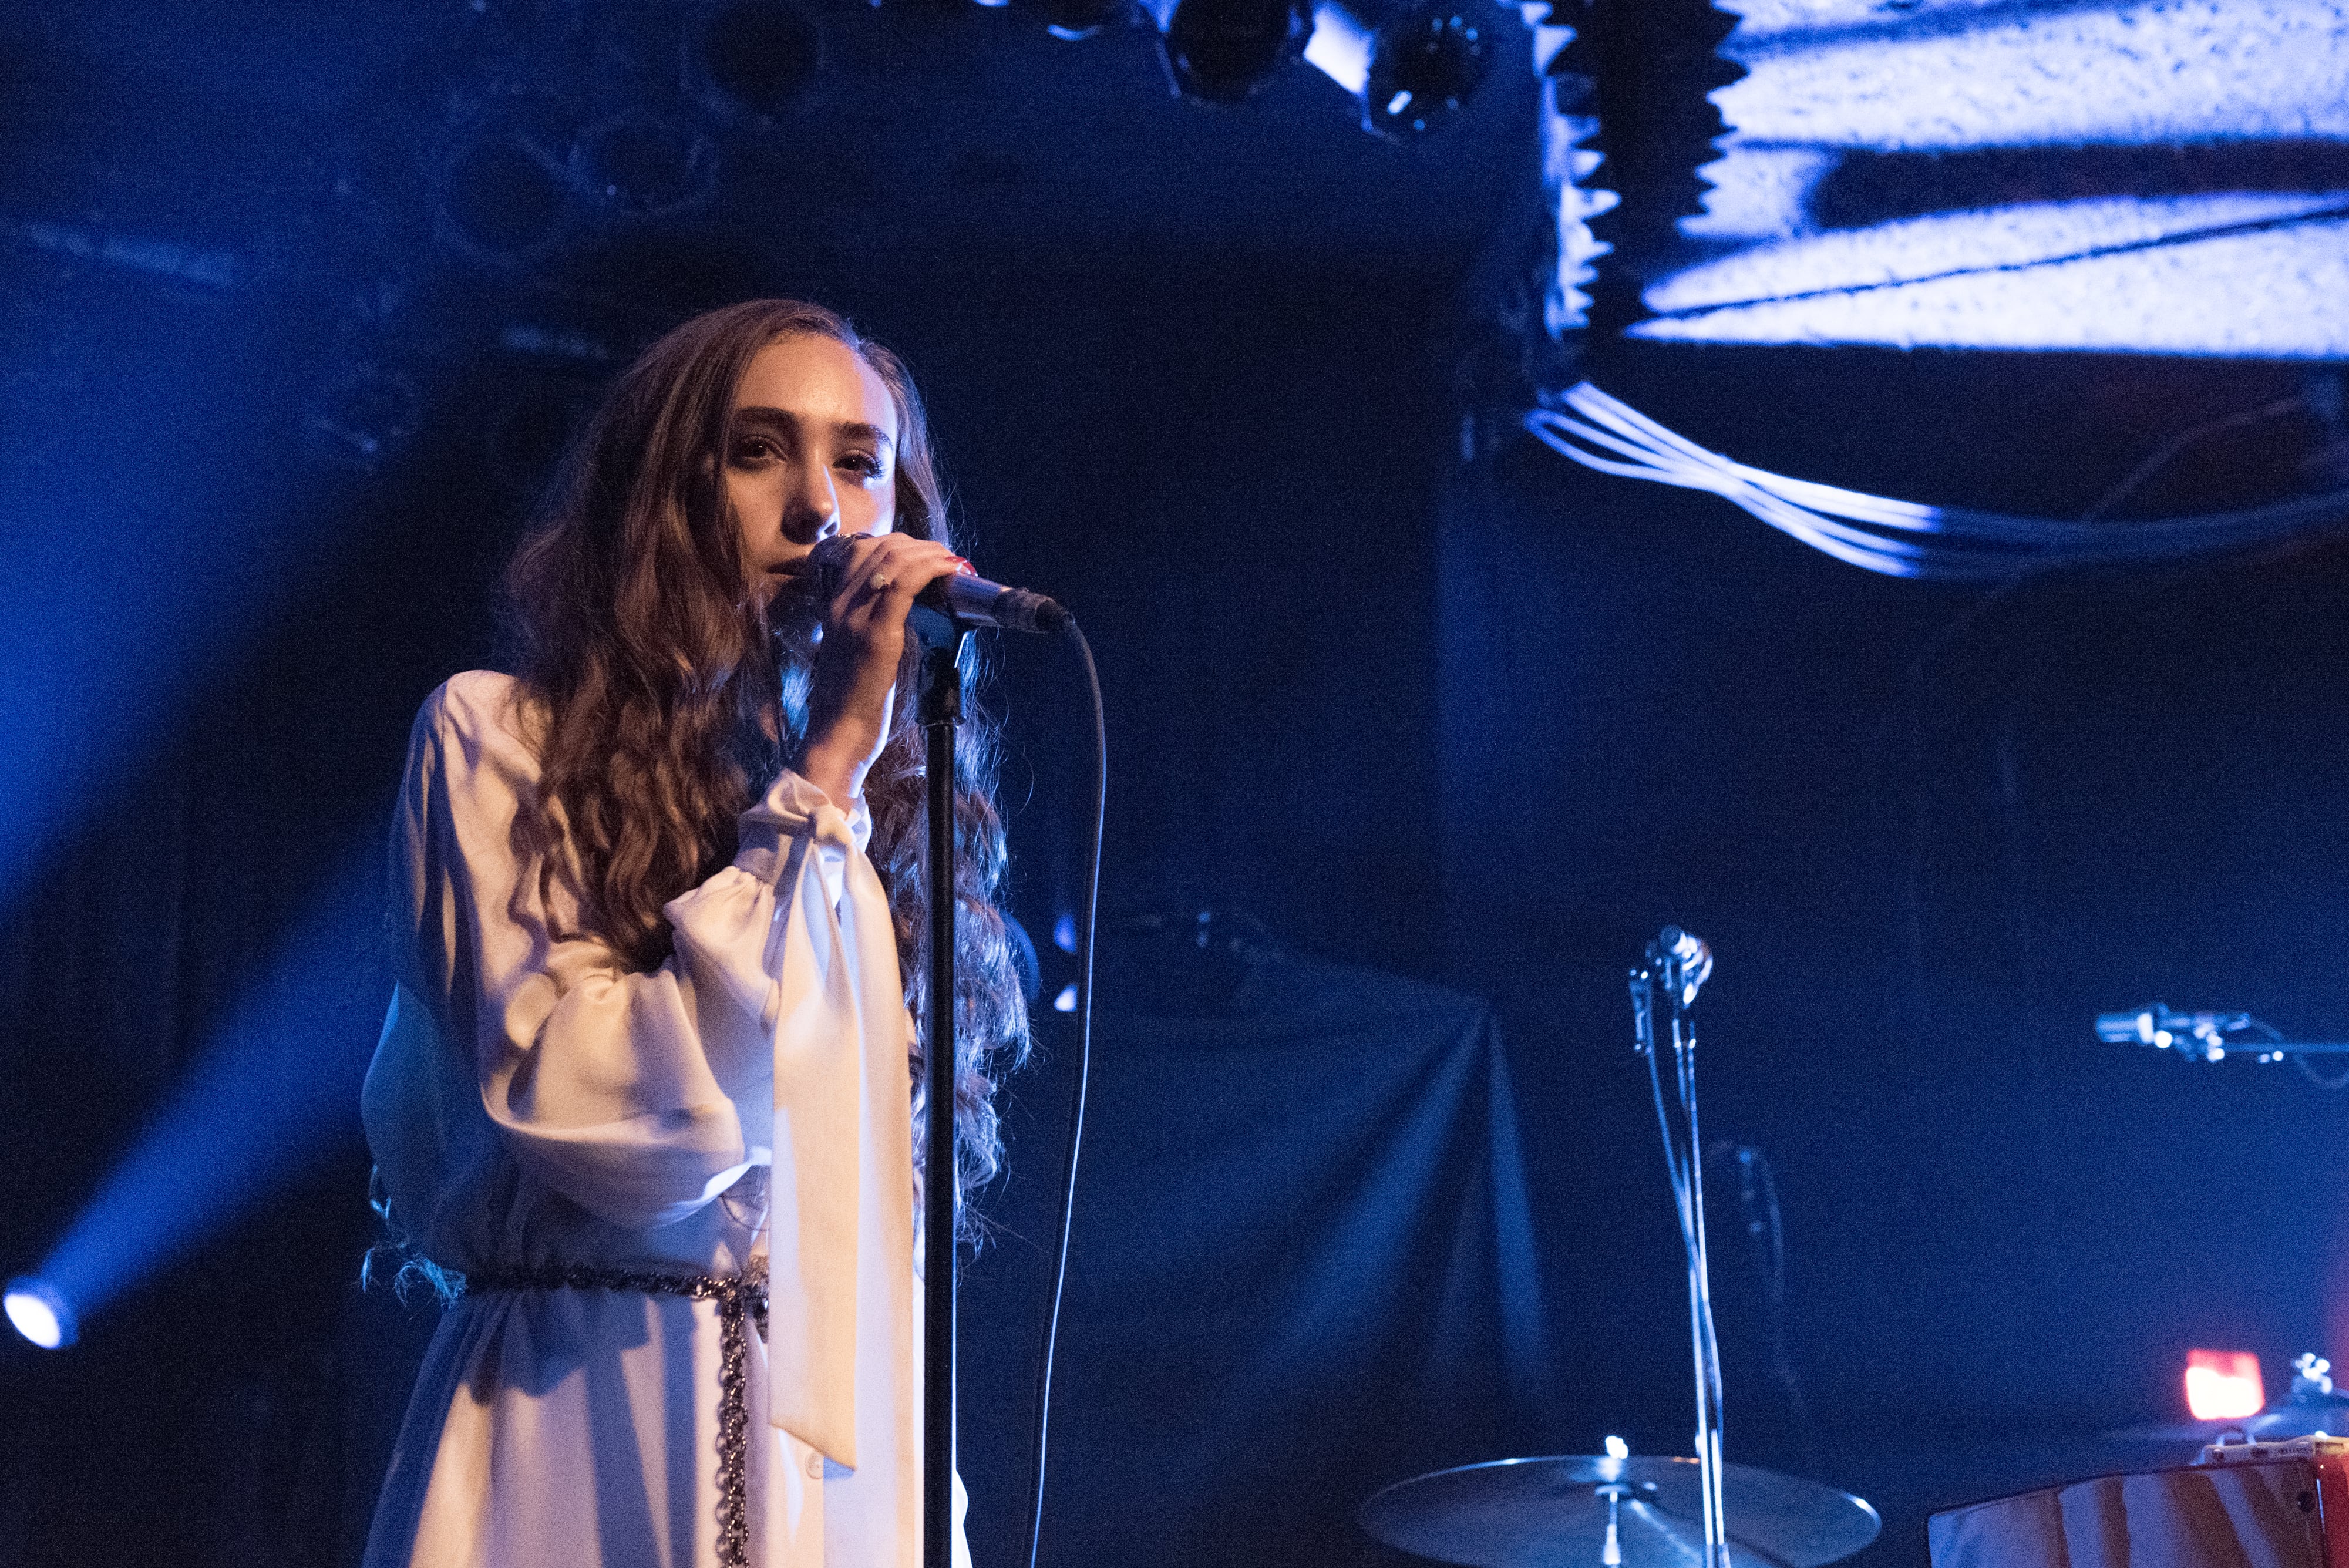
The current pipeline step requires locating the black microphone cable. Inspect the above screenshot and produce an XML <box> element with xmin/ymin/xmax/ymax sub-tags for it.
<box><xmin>1023</xmin><ymin>618</ymin><xmax>1104</xmax><ymax>1568</ymax></box>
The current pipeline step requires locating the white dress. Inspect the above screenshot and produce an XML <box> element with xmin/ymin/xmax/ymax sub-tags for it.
<box><xmin>359</xmin><ymin>670</ymin><xmax>968</xmax><ymax>1568</ymax></box>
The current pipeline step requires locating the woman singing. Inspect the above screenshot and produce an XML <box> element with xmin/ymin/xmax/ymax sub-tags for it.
<box><xmin>359</xmin><ymin>300</ymin><xmax>1027</xmax><ymax>1568</ymax></box>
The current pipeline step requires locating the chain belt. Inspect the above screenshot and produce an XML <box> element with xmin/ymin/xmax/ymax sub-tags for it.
<box><xmin>465</xmin><ymin>1259</ymin><xmax>771</xmax><ymax>1568</ymax></box>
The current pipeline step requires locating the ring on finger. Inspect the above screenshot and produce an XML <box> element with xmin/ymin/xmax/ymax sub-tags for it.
<box><xmin>871</xmin><ymin>573</ymin><xmax>894</xmax><ymax>591</ymax></box>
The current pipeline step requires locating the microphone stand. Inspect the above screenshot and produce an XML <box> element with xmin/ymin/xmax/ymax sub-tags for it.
<box><xmin>1630</xmin><ymin>930</ymin><xmax>1727</xmax><ymax>1568</ymax></box>
<box><xmin>914</xmin><ymin>602</ymin><xmax>967</xmax><ymax>1568</ymax></box>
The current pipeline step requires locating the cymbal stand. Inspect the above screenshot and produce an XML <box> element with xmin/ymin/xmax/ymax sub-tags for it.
<box><xmin>1630</xmin><ymin>927</ymin><xmax>1727</xmax><ymax>1568</ymax></box>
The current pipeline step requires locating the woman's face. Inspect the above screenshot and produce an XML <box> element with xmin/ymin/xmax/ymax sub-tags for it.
<box><xmin>725</xmin><ymin>331</ymin><xmax>899</xmax><ymax>614</ymax></box>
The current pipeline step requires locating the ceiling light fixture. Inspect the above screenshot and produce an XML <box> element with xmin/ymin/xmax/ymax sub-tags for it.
<box><xmin>1304</xmin><ymin>0</ymin><xmax>1492</xmax><ymax>137</ymax></box>
<box><xmin>1147</xmin><ymin>0</ymin><xmax>1314</xmax><ymax>102</ymax></box>
<box><xmin>687</xmin><ymin>0</ymin><xmax>824</xmax><ymax>123</ymax></box>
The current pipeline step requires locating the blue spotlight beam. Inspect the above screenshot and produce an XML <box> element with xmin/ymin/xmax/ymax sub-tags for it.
<box><xmin>32</xmin><ymin>852</ymin><xmax>382</xmax><ymax>1330</ymax></box>
<box><xmin>0</xmin><ymin>277</ymin><xmax>332</xmax><ymax>917</ymax></box>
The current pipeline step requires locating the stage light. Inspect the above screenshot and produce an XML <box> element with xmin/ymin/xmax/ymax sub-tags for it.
<box><xmin>24</xmin><ymin>857</ymin><xmax>378</xmax><ymax>1350</ymax></box>
<box><xmin>1054</xmin><ymin>913</ymin><xmax>1078</xmax><ymax>953</ymax></box>
<box><xmin>570</xmin><ymin>111</ymin><xmax>716</xmax><ymax>217</ymax></box>
<box><xmin>688</xmin><ymin>0</ymin><xmax>823</xmax><ymax>124</ymax></box>
<box><xmin>1038</xmin><ymin>0</ymin><xmax>1136</xmax><ymax>39</ymax></box>
<box><xmin>1147</xmin><ymin>0</ymin><xmax>1313</xmax><ymax>103</ymax></box>
<box><xmin>437</xmin><ymin>133</ymin><xmax>570</xmax><ymax>264</ymax></box>
<box><xmin>2186</xmin><ymin>1349</ymin><xmax>2266</xmax><ymax>1421</ymax></box>
<box><xmin>1054</xmin><ymin>984</ymin><xmax>1080</xmax><ymax>1012</ymax></box>
<box><xmin>1304</xmin><ymin>0</ymin><xmax>1491</xmax><ymax>138</ymax></box>
<box><xmin>4</xmin><ymin>1278</ymin><xmax>75</xmax><ymax>1350</ymax></box>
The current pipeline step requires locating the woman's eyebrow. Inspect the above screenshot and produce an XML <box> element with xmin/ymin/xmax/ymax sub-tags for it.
<box><xmin>732</xmin><ymin>406</ymin><xmax>895</xmax><ymax>455</ymax></box>
<box><xmin>833</xmin><ymin>419</ymin><xmax>895</xmax><ymax>455</ymax></box>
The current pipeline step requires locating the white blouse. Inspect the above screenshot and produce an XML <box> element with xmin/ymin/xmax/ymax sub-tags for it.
<box><xmin>359</xmin><ymin>669</ymin><xmax>963</xmax><ymax>1568</ymax></box>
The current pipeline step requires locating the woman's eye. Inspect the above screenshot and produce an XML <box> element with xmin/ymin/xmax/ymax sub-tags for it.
<box><xmin>731</xmin><ymin>436</ymin><xmax>781</xmax><ymax>465</ymax></box>
<box><xmin>839</xmin><ymin>452</ymin><xmax>886</xmax><ymax>480</ymax></box>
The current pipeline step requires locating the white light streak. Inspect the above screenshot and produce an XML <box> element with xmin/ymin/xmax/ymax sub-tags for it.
<box><xmin>1648</xmin><ymin>191</ymin><xmax>2349</xmax><ymax>311</ymax></box>
<box><xmin>1684</xmin><ymin>147</ymin><xmax>1843</xmax><ymax>241</ymax></box>
<box><xmin>1633</xmin><ymin>216</ymin><xmax>2349</xmax><ymax>356</ymax></box>
<box><xmin>1713</xmin><ymin>0</ymin><xmax>2349</xmax><ymax>150</ymax></box>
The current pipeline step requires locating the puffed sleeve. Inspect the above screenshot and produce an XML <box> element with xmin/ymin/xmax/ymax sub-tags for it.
<box><xmin>395</xmin><ymin>670</ymin><xmax>829</xmax><ymax>1231</ymax></box>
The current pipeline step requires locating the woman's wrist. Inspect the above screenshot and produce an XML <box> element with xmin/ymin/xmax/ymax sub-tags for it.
<box><xmin>796</xmin><ymin>733</ymin><xmax>869</xmax><ymax>809</ymax></box>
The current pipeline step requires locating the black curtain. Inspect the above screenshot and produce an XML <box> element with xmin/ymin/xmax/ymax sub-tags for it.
<box><xmin>961</xmin><ymin>932</ymin><xmax>1553</xmax><ymax>1568</ymax></box>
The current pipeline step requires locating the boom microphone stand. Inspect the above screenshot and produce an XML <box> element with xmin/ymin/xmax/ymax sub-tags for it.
<box><xmin>1630</xmin><ymin>927</ymin><xmax>1727</xmax><ymax>1568</ymax></box>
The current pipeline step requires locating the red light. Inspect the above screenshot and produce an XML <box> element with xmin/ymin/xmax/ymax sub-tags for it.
<box><xmin>2185</xmin><ymin>1349</ymin><xmax>2266</xmax><ymax>1421</ymax></box>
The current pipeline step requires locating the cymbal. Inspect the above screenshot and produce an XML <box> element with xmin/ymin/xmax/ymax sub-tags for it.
<box><xmin>1359</xmin><ymin>1455</ymin><xmax>1883</xmax><ymax>1568</ymax></box>
<box><xmin>2109</xmin><ymin>1395</ymin><xmax>2349</xmax><ymax>1445</ymax></box>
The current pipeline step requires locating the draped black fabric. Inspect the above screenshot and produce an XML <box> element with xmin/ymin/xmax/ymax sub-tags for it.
<box><xmin>960</xmin><ymin>936</ymin><xmax>1553</xmax><ymax>1568</ymax></box>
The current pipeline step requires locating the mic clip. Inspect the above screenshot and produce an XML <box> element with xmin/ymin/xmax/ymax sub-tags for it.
<box><xmin>1648</xmin><ymin>926</ymin><xmax>1714</xmax><ymax>1009</ymax></box>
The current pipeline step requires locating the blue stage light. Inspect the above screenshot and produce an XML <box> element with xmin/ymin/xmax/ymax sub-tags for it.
<box><xmin>26</xmin><ymin>855</ymin><xmax>378</xmax><ymax>1339</ymax></box>
<box><xmin>4</xmin><ymin>1278</ymin><xmax>76</xmax><ymax>1350</ymax></box>
<box><xmin>1305</xmin><ymin>0</ymin><xmax>1491</xmax><ymax>139</ymax></box>
<box><xmin>1038</xmin><ymin>0</ymin><xmax>1134</xmax><ymax>39</ymax></box>
<box><xmin>0</xmin><ymin>288</ymin><xmax>314</xmax><ymax>910</ymax></box>
<box><xmin>1147</xmin><ymin>0</ymin><xmax>1313</xmax><ymax>102</ymax></box>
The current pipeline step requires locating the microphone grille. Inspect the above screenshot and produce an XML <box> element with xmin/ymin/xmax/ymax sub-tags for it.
<box><xmin>806</xmin><ymin>534</ymin><xmax>856</xmax><ymax>598</ymax></box>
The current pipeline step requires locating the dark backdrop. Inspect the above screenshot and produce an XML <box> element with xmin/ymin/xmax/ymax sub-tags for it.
<box><xmin>1439</xmin><ymin>340</ymin><xmax>2349</xmax><ymax>1562</ymax></box>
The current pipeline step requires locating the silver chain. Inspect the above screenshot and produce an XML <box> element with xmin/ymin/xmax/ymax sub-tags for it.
<box><xmin>466</xmin><ymin>1258</ymin><xmax>772</xmax><ymax>1566</ymax></box>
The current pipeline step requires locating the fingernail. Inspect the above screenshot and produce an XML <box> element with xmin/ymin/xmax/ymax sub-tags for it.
<box><xmin>956</xmin><ymin>561</ymin><xmax>977</xmax><ymax>576</ymax></box>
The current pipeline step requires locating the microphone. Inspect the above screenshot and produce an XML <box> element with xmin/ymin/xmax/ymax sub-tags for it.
<box><xmin>1651</xmin><ymin>926</ymin><xmax>1714</xmax><ymax>1008</ymax></box>
<box><xmin>809</xmin><ymin>536</ymin><xmax>1069</xmax><ymax>634</ymax></box>
<box><xmin>2095</xmin><ymin>1002</ymin><xmax>2252</xmax><ymax>1058</ymax></box>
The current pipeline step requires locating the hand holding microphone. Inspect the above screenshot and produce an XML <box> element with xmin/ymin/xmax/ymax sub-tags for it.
<box><xmin>795</xmin><ymin>533</ymin><xmax>1068</xmax><ymax>806</ymax></box>
<box><xmin>807</xmin><ymin>533</ymin><xmax>1068</xmax><ymax>634</ymax></box>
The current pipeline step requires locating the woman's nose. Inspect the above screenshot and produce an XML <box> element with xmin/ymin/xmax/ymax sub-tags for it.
<box><xmin>783</xmin><ymin>465</ymin><xmax>840</xmax><ymax>539</ymax></box>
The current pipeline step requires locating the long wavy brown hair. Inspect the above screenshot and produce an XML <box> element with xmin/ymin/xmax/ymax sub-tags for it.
<box><xmin>502</xmin><ymin>298</ymin><xmax>1027</xmax><ymax>1220</ymax></box>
